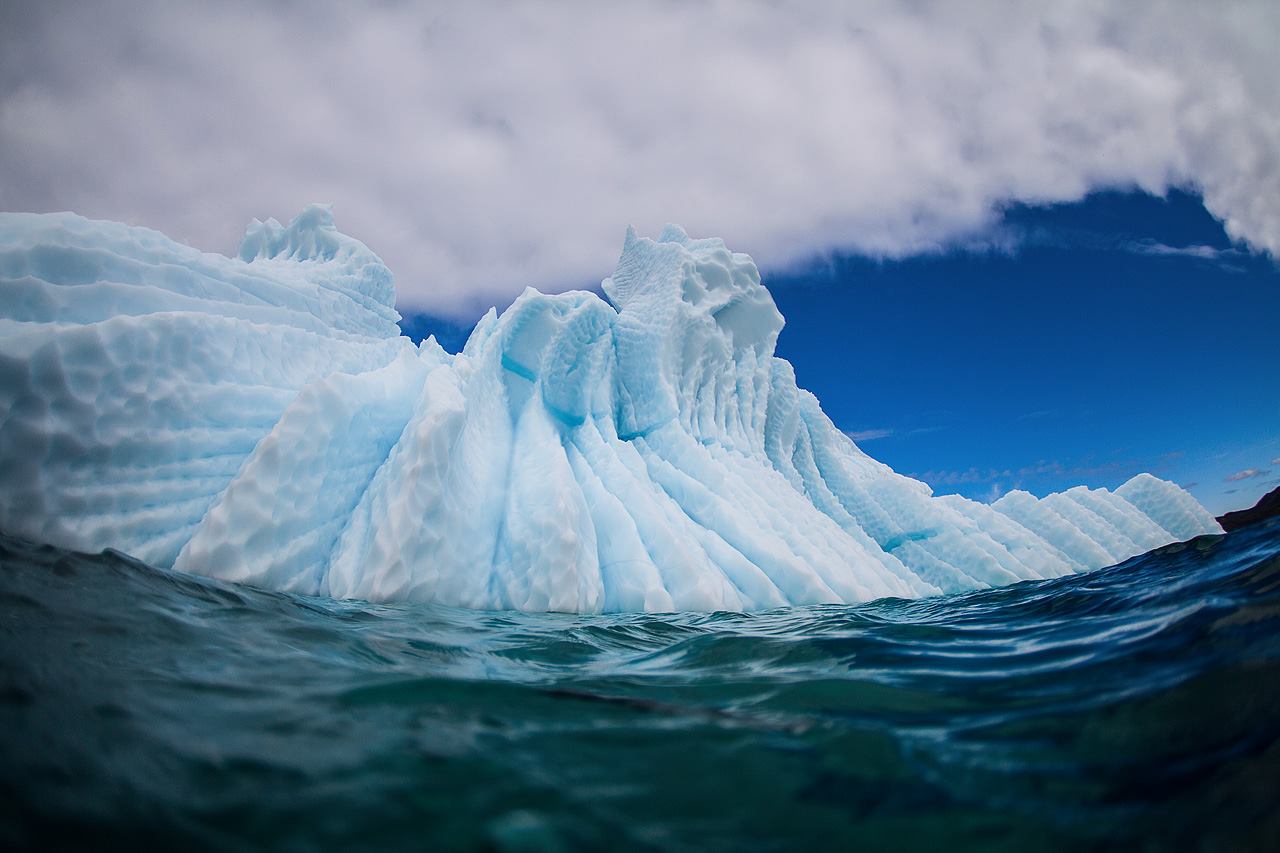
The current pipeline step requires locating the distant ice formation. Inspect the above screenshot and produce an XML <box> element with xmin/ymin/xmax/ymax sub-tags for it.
<box><xmin>0</xmin><ymin>207</ymin><xmax>1223</xmax><ymax>611</ymax></box>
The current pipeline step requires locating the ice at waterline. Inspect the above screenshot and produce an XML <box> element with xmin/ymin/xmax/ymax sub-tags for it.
<box><xmin>0</xmin><ymin>207</ymin><xmax>1221</xmax><ymax>612</ymax></box>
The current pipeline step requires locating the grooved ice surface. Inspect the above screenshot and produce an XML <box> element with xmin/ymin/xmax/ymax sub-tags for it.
<box><xmin>0</xmin><ymin>209</ymin><xmax>1224</xmax><ymax>612</ymax></box>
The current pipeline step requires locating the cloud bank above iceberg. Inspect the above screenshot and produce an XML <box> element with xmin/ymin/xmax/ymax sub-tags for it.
<box><xmin>2</xmin><ymin>0</ymin><xmax>1278</xmax><ymax>313</ymax></box>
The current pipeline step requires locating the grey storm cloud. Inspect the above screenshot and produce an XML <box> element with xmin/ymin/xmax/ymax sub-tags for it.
<box><xmin>2</xmin><ymin>0</ymin><xmax>1278</xmax><ymax>314</ymax></box>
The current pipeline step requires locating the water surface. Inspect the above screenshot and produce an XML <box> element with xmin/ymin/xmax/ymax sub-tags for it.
<box><xmin>2</xmin><ymin>522</ymin><xmax>1278</xmax><ymax>850</ymax></box>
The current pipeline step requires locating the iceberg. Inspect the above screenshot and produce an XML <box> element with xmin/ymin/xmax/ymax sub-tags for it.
<box><xmin>0</xmin><ymin>207</ymin><xmax>1223</xmax><ymax>612</ymax></box>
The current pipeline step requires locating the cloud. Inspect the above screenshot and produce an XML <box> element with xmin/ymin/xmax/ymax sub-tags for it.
<box><xmin>916</xmin><ymin>467</ymin><xmax>1004</xmax><ymax>487</ymax></box>
<box><xmin>1122</xmin><ymin>240</ymin><xmax>1243</xmax><ymax>262</ymax></box>
<box><xmin>2</xmin><ymin>1</ymin><xmax>1278</xmax><ymax>314</ymax></box>
<box><xmin>914</xmin><ymin>456</ymin><xmax>1158</xmax><ymax>488</ymax></box>
<box><xmin>844</xmin><ymin>428</ymin><xmax>894</xmax><ymax>442</ymax></box>
<box><xmin>980</xmin><ymin>482</ymin><xmax>1006</xmax><ymax>504</ymax></box>
<box><xmin>1225</xmin><ymin>468</ymin><xmax>1269</xmax><ymax>482</ymax></box>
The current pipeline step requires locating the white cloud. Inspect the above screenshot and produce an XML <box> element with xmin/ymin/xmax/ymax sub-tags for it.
<box><xmin>981</xmin><ymin>483</ymin><xmax>1006</xmax><ymax>505</ymax></box>
<box><xmin>1225</xmin><ymin>468</ymin><xmax>1268</xmax><ymax>482</ymax></box>
<box><xmin>1123</xmin><ymin>240</ymin><xmax>1241</xmax><ymax>261</ymax></box>
<box><xmin>2</xmin><ymin>1</ymin><xmax>1278</xmax><ymax>314</ymax></box>
<box><xmin>844</xmin><ymin>428</ymin><xmax>894</xmax><ymax>443</ymax></box>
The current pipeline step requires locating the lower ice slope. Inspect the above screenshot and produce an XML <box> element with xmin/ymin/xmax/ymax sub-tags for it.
<box><xmin>0</xmin><ymin>209</ymin><xmax>1223</xmax><ymax>612</ymax></box>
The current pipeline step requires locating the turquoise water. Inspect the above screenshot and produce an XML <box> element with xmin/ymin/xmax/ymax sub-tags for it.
<box><xmin>2</xmin><ymin>521</ymin><xmax>1278</xmax><ymax>851</ymax></box>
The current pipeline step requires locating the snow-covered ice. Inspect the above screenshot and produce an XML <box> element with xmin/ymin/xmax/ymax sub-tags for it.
<box><xmin>0</xmin><ymin>207</ymin><xmax>1223</xmax><ymax>611</ymax></box>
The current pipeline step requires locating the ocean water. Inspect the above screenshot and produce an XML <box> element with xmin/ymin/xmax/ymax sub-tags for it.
<box><xmin>2</xmin><ymin>521</ymin><xmax>1278</xmax><ymax>852</ymax></box>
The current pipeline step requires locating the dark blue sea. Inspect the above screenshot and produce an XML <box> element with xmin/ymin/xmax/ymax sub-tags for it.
<box><xmin>2</xmin><ymin>521</ymin><xmax>1278</xmax><ymax>851</ymax></box>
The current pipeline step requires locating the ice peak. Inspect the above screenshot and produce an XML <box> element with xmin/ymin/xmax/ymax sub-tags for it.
<box><xmin>239</xmin><ymin>203</ymin><xmax>339</xmax><ymax>262</ymax></box>
<box><xmin>238</xmin><ymin>204</ymin><xmax>395</xmax><ymax>309</ymax></box>
<box><xmin>602</xmin><ymin>224</ymin><xmax>780</xmax><ymax>351</ymax></box>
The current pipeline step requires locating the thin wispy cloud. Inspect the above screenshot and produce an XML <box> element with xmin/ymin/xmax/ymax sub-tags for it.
<box><xmin>844</xmin><ymin>428</ymin><xmax>894</xmax><ymax>443</ymax></box>
<box><xmin>915</xmin><ymin>455</ymin><xmax>1174</xmax><ymax>490</ymax></box>
<box><xmin>2</xmin><ymin>1</ymin><xmax>1279</xmax><ymax>314</ymax></box>
<box><xmin>1225</xmin><ymin>468</ymin><xmax>1269</xmax><ymax>482</ymax></box>
<box><xmin>980</xmin><ymin>482</ymin><xmax>1006</xmax><ymax>504</ymax></box>
<box><xmin>1123</xmin><ymin>240</ymin><xmax>1243</xmax><ymax>262</ymax></box>
<box><xmin>986</xmin><ymin>225</ymin><xmax>1251</xmax><ymax>268</ymax></box>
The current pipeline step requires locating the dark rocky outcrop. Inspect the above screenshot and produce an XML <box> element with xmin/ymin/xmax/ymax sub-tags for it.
<box><xmin>1218</xmin><ymin>486</ymin><xmax>1280</xmax><ymax>532</ymax></box>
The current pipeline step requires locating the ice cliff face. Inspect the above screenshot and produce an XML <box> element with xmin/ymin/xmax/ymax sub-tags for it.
<box><xmin>0</xmin><ymin>208</ymin><xmax>1223</xmax><ymax>612</ymax></box>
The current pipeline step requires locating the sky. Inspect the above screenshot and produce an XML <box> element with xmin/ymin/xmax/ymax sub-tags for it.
<box><xmin>766</xmin><ymin>189</ymin><xmax>1279</xmax><ymax>517</ymax></box>
<box><xmin>1</xmin><ymin>1</ymin><xmax>1277</xmax><ymax>513</ymax></box>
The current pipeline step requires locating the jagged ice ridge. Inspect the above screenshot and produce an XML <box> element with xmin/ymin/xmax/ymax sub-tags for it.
<box><xmin>0</xmin><ymin>207</ymin><xmax>1223</xmax><ymax>612</ymax></box>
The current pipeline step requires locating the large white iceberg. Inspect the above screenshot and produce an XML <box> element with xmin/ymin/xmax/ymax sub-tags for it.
<box><xmin>0</xmin><ymin>207</ymin><xmax>1222</xmax><ymax>611</ymax></box>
